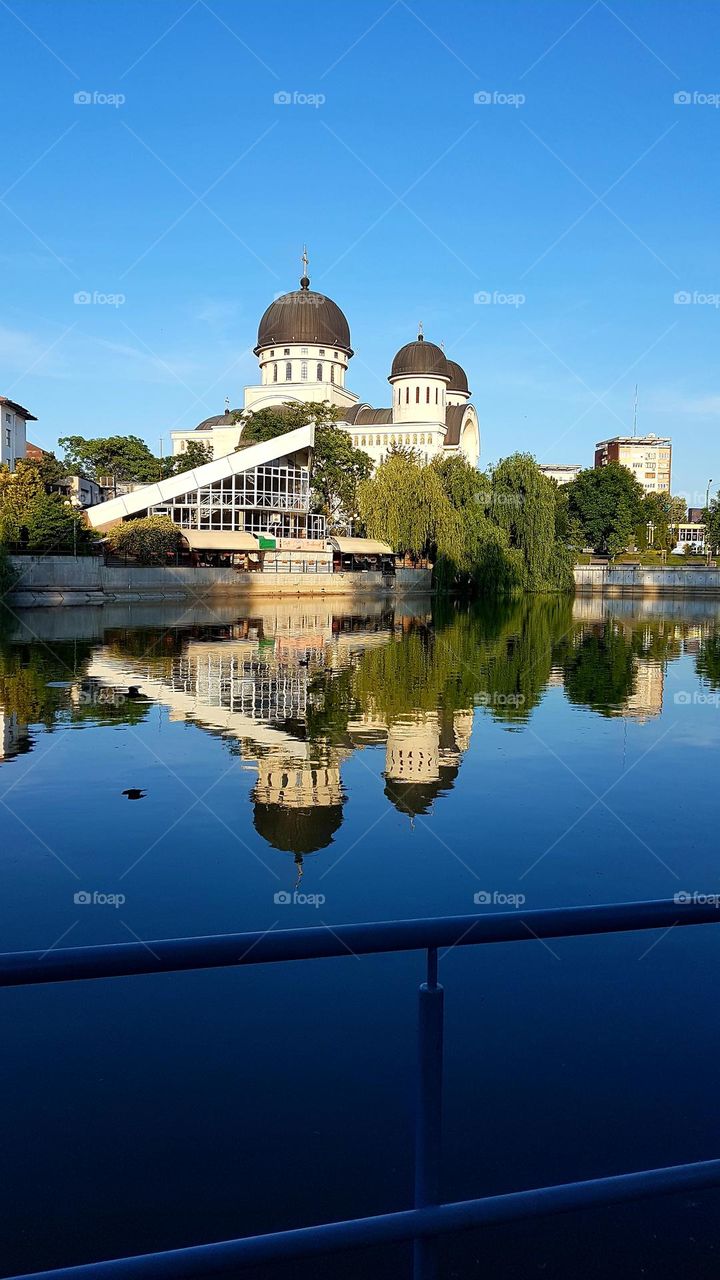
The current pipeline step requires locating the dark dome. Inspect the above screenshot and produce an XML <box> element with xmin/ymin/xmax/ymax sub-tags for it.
<box><xmin>195</xmin><ymin>409</ymin><xmax>240</xmax><ymax>431</ymax></box>
<box><xmin>390</xmin><ymin>333</ymin><xmax>449</xmax><ymax>381</ymax></box>
<box><xmin>253</xmin><ymin>802</ymin><xmax>343</xmax><ymax>855</ymax></box>
<box><xmin>254</xmin><ymin>277</ymin><xmax>352</xmax><ymax>355</ymax></box>
<box><xmin>446</xmin><ymin>359</ymin><xmax>469</xmax><ymax>394</ymax></box>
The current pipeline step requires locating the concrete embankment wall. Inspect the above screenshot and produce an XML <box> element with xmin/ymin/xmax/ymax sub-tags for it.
<box><xmin>7</xmin><ymin>556</ymin><xmax>432</xmax><ymax>606</ymax></box>
<box><xmin>575</xmin><ymin>565</ymin><xmax>720</xmax><ymax>596</ymax></box>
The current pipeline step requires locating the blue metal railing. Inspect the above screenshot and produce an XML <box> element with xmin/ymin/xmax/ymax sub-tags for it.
<box><xmin>2</xmin><ymin>897</ymin><xmax>720</xmax><ymax>1280</ymax></box>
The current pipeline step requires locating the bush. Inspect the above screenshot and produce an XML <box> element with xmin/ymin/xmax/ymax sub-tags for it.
<box><xmin>106</xmin><ymin>516</ymin><xmax>182</xmax><ymax>565</ymax></box>
<box><xmin>0</xmin><ymin>544</ymin><xmax>17</xmax><ymax>601</ymax></box>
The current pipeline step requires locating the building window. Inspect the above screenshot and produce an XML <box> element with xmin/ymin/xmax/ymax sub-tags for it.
<box><xmin>376</xmin><ymin>435</ymin><xmax>381</xmax><ymax>445</ymax></box>
<box><xmin>435</xmin><ymin>388</ymin><xmax>438</xmax><ymax>404</ymax></box>
<box><xmin>416</xmin><ymin>387</ymin><xmax>420</xmax><ymax>403</ymax></box>
<box><xmin>285</xmin><ymin>362</ymin><xmax>292</xmax><ymax>380</ymax></box>
<box><xmin>405</xmin><ymin>387</ymin><xmax>409</xmax><ymax>404</ymax></box>
<box><xmin>273</xmin><ymin>363</ymin><xmax>278</xmax><ymax>382</ymax></box>
<box><xmin>5</xmin><ymin>428</ymin><xmax>10</xmax><ymax>447</ymax></box>
<box><xmin>270</xmin><ymin>350</ymin><xmax>274</xmax><ymax>357</ymax></box>
<box><xmin>301</xmin><ymin>347</ymin><xmax>308</xmax><ymax>355</ymax></box>
<box><xmin>319</xmin><ymin>348</ymin><xmax>325</xmax><ymax>355</ymax></box>
<box><xmin>330</xmin><ymin>366</ymin><xmax>335</xmax><ymax>383</ymax></box>
<box><xmin>334</xmin><ymin>351</ymin><xmax>338</xmax><ymax>357</ymax></box>
<box><xmin>426</xmin><ymin>387</ymin><xmax>430</xmax><ymax>403</ymax></box>
<box><xmin>284</xmin><ymin>348</ymin><xmax>290</xmax><ymax>355</ymax></box>
<box><xmin>301</xmin><ymin>361</ymin><xmax>308</xmax><ymax>381</ymax></box>
<box><xmin>317</xmin><ymin>362</ymin><xmax>323</xmax><ymax>380</ymax></box>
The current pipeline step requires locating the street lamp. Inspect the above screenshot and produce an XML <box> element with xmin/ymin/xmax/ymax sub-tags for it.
<box><xmin>705</xmin><ymin>479</ymin><xmax>713</xmax><ymax>562</ymax></box>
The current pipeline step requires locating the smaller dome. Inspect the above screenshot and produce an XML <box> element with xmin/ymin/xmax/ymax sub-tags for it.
<box><xmin>446</xmin><ymin>360</ymin><xmax>469</xmax><ymax>395</ymax></box>
<box><xmin>195</xmin><ymin>409</ymin><xmax>240</xmax><ymax>431</ymax></box>
<box><xmin>390</xmin><ymin>332</ymin><xmax>449</xmax><ymax>381</ymax></box>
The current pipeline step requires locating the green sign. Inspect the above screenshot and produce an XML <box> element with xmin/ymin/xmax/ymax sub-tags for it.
<box><xmin>258</xmin><ymin>536</ymin><xmax>276</xmax><ymax>550</ymax></box>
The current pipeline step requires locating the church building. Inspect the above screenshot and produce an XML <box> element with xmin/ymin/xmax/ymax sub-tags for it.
<box><xmin>170</xmin><ymin>255</ymin><xmax>480</xmax><ymax>470</ymax></box>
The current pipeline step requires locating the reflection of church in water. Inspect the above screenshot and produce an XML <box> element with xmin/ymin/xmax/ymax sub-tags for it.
<box><xmin>84</xmin><ymin>604</ymin><xmax>475</xmax><ymax>871</ymax></box>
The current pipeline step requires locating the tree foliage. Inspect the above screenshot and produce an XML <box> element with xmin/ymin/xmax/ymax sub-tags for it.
<box><xmin>0</xmin><ymin>460</ymin><xmax>90</xmax><ymax>551</ymax></box>
<box><xmin>234</xmin><ymin>400</ymin><xmax>341</xmax><ymax>447</ymax></box>
<box><xmin>358</xmin><ymin>453</ymin><xmax>463</xmax><ymax>561</ymax></box>
<box><xmin>565</xmin><ymin>462</ymin><xmax>645</xmax><ymax>555</ymax></box>
<box><xmin>58</xmin><ymin>434</ymin><xmax>161</xmax><ymax>484</ymax></box>
<box><xmin>161</xmin><ymin>440</ymin><xmax>214</xmax><ymax>477</ymax></box>
<box><xmin>105</xmin><ymin>516</ymin><xmax>182</xmax><ymax>565</ymax></box>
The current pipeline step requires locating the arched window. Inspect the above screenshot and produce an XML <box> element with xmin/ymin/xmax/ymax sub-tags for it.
<box><xmin>426</xmin><ymin>387</ymin><xmax>430</xmax><ymax>403</ymax></box>
<box><xmin>330</xmin><ymin>366</ymin><xmax>335</xmax><ymax>383</ymax></box>
<box><xmin>360</xmin><ymin>435</ymin><xmax>366</xmax><ymax>446</ymax></box>
<box><xmin>285</xmin><ymin>362</ymin><xmax>292</xmax><ymax>381</ymax></box>
<box><xmin>376</xmin><ymin>435</ymin><xmax>381</xmax><ymax>445</ymax></box>
<box><xmin>301</xmin><ymin>361</ymin><xmax>308</xmax><ymax>381</ymax></box>
<box><xmin>405</xmin><ymin>387</ymin><xmax>409</xmax><ymax>404</ymax></box>
<box><xmin>273</xmin><ymin>363</ymin><xmax>278</xmax><ymax>382</ymax></box>
<box><xmin>316</xmin><ymin>363</ymin><xmax>323</xmax><ymax>380</ymax></box>
<box><xmin>416</xmin><ymin>386</ymin><xmax>420</xmax><ymax>403</ymax></box>
<box><xmin>413</xmin><ymin>434</ymin><xmax>417</xmax><ymax>444</ymax></box>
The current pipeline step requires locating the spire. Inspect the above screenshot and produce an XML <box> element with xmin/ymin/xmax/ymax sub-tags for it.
<box><xmin>300</xmin><ymin>245</ymin><xmax>310</xmax><ymax>291</ymax></box>
<box><xmin>417</xmin><ymin>320</ymin><xmax>424</xmax><ymax>342</ymax></box>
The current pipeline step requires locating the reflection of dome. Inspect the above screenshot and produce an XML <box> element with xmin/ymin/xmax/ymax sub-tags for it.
<box><xmin>385</xmin><ymin>715</ymin><xmax>441</xmax><ymax>783</ymax></box>
<box><xmin>446</xmin><ymin>359</ymin><xmax>469</xmax><ymax>394</ymax></box>
<box><xmin>254</xmin><ymin>276</ymin><xmax>352</xmax><ymax>354</ymax></box>
<box><xmin>253</xmin><ymin>803</ymin><xmax>343</xmax><ymax>855</ymax></box>
<box><xmin>384</xmin><ymin>766</ymin><xmax>459</xmax><ymax>817</ymax></box>
<box><xmin>389</xmin><ymin>333</ymin><xmax>449</xmax><ymax>380</ymax></box>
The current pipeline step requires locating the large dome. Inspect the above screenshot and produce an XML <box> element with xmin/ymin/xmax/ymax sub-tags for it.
<box><xmin>446</xmin><ymin>359</ymin><xmax>469</xmax><ymax>394</ymax></box>
<box><xmin>254</xmin><ymin>275</ymin><xmax>352</xmax><ymax>355</ymax></box>
<box><xmin>390</xmin><ymin>333</ymin><xmax>449</xmax><ymax>380</ymax></box>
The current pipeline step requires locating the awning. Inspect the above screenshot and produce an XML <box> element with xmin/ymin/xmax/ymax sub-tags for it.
<box><xmin>329</xmin><ymin>537</ymin><xmax>393</xmax><ymax>555</ymax></box>
<box><xmin>181</xmin><ymin>530</ymin><xmax>260</xmax><ymax>552</ymax></box>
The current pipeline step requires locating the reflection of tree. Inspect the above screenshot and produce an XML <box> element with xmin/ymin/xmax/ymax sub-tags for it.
<box><xmin>696</xmin><ymin>629</ymin><xmax>720</xmax><ymax>689</ymax></box>
<box><xmin>557</xmin><ymin>623</ymin><xmax>637</xmax><ymax>716</ymax></box>
<box><xmin>0</xmin><ymin>639</ymin><xmax>150</xmax><ymax>730</ymax></box>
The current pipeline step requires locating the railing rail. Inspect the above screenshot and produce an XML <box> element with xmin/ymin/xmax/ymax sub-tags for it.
<box><xmin>3</xmin><ymin>897</ymin><xmax>720</xmax><ymax>1280</ymax></box>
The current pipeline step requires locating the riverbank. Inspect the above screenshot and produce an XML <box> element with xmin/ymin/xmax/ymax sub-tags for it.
<box><xmin>574</xmin><ymin>564</ymin><xmax>720</xmax><ymax>596</ymax></box>
<box><xmin>6</xmin><ymin>555</ymin><xmax>431</xmax><ymax>606</ymax></box>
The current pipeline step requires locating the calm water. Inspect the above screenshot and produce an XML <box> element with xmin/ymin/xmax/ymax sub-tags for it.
<box><xmin>1</xmin><ymin>594</ymin><xmax>720</xmax><ymax>1279</ymax></box>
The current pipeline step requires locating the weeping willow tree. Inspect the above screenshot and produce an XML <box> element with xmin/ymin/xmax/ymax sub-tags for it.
<box><xmin>357</xmin><ymin>453</ymin><xmax>464</xmax><ymax>562</ymax></box>
<box><xmin>483</xmin><ymin>454</ymin><xmax>575</xmax><ymax>595</ymax></box>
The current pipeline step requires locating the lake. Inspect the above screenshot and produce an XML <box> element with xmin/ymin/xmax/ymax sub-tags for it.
<box><xmin>1</xmin><ymin>594</ymin><xmax>719</xmax><ymax>1279</ymax></box>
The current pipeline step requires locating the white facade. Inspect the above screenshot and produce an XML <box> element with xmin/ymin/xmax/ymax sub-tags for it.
<box><xmin>538</xmin><ymin>464</ymin><xmax>582</xmax><ymax>486</ymax></box>
<box><xmin>0</xmin><ymin>398</ymin><xmax>34</xmax><ymax>471</ymax></box>
<box><xmin>170</xmin><ymin>273</ymin><xmax>480</xmax><ymax>471</ymax></box>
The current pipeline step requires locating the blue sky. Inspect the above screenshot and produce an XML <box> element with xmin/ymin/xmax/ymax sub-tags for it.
<box><xmin>1</xmin><ymin>0</ymin><xmax>719</xmax><ymax>499</ymax></box>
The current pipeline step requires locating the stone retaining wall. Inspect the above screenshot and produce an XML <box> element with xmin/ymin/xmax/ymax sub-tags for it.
<box><xmin>7</xmin><ymin>556</ymin><xmax>431</xmax><ymax>606</ymax></box>
<box><xmin>574</xmin><ymin>565</ymin><xmax>720</xmax><ymax>596</ymax></box>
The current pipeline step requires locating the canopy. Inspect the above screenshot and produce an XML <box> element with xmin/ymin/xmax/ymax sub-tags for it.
<box><xmin>329</xmin><ymin>537</ymin><xmax>393</xmax><ymax>555</ymax></box>
<box><xmin>181</xmin><ymin>530</ymin><xmax>259</xmax><ymax>552</ymax></box>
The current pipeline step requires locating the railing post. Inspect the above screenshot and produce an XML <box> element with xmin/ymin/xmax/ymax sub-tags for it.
<box><xmin>414</xmin><ymin>946</ymin><xmax>444</xmax><ymax>1280</ymax></box>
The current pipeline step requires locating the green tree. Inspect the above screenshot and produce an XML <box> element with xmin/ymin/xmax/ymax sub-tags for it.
<box><xmin>105</xmin><ymin>515</ymin><xmax>182</xmax><ymax>565</ymax></box>
<box><xmin>0</xmin><ymin>461</ymin><xmax>91</xmax><ymax>551</ymax></box>
<box><xmin>161</xmin><ymin>440</ymin><xmax>214</xmax><ymax>477</ymax></box>
<box><xmin>706</xmin><ymin>492</ymin><xmax>720</xmax><ymax>554</ymax></box>
<box><xmin>487</xmin><ymin>453</ymin><xmax>575</xmax><ymax>592</ymax></box>
<box><xmin>565</xmin><ymin>462</ymin><xmax>645</xmax><ymax>556</ymax></box>
<box><xmin>639</xmin><ymin>491</ymin><xmax>674</xmax><ymax>552</ymax></box>
<box><xmin>58</xmin><ymin>434</ymin><xmax>161</xmax><ymax>484</ymax></box>
<box><xmin>311</xmin><ymin>425</ymin><xmax>372</xmax><ymax>532</ymax></box>
<box><xmin>234</xmin><ymin>400</ymin><xmax>341</xmax><ymax>447</ymax></box>
<box><xmin>358</xmin><ymin>453</ymin><xmax>463</xmax><ymax>561</ymax></box>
